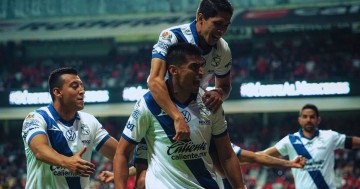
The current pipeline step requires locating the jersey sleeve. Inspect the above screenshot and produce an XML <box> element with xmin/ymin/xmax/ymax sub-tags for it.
<box><xmin>90</xmin><ymin>115</ymin><xmax>112</xmax><ymax>151</ymax></box>
<box><xmin>152</xmin><ymin>29</ymin><xmax>178</xmax><ymax>60</ymax></box>
<box><xmin>211</xmin><ymin>106</ymin><xmax>228</xmax><ymax>137</ymax></box>
<box><xmin>22</xmin><ymin>112</ymin><xmax>47</xmax><ymax>145</ymax></box>
<box><xmin>214</xmin><ymin>39</ymin><xmax>232</xmax><ymax>77</ymax></box>
<box><xmin>121</xmin><ymin>98</ymin><xmax>150</xmax><ymax>144</ymax></box>
<box><xmin>328</xmin><ymin>130</ymin><xmax>346</xmax><ymax>149</ymax></box>
<box><xmin>274</xmin><ymin>135</ymin><xmax>291</xmax><ymax>156</ymax></box>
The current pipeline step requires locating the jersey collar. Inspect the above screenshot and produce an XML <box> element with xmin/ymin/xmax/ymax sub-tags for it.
<box><xmin>48</xmin><ymin>104</ymin><xmax>80</xmax><ymax>126</ymax></box>
<box><xmin>298</xmin><ymin>128</ymin><xmax>320</xmax><ymax>140</ymax></box>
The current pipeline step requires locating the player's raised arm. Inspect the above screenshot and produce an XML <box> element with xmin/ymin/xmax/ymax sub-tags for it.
<box><xmin>148</xmin><ymin>57</ymin><xmax>190</xmax><ymax>140</ymax></box>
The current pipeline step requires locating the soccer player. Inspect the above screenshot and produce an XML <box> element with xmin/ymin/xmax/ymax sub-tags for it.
<box><xmin>148</xmin><ymin>0</ymin><xmax>234</xmax><ymax>141</ymax></box>
<box><xmin>21</xmin><ymin>67</ymin><xmax>118</xmax><ymax>189</ymax></box>
<box><xmin>113</xmin><ymin>43</ymin><xmax>245</xmax><ymax>189</ymax></box>
<box><xmin>262</xmin><ymin>103</ymin><xmax>360</xmax><ymax>189</ymax></box>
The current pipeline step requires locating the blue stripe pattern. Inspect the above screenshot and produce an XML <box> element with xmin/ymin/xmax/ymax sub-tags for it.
<box><xmin>144</xmin><ymin>92</ymin><xmax>218</xmax><ymax>188</ymax></box>
<box><xmin>36</xmin><ymin>109</ymin><xmax>82</xmax><ymax>189</ymax></box>
<box><xmin>289</xmin><ymin>134</ymin><xmax>329</xmax><ymax>189</ymax></box>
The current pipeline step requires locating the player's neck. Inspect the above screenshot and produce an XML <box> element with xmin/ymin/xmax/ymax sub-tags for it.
<box><xmin>53</xmin><ymin>102</ymin><xmax>77</xmax><ymax>121</ymax></box>
<box><xmin>198</xmin><ymin>37</ymin><xmax>211</xmax><ymax>53</ymax></box>
<box><xmin>167</xmin><ymin>79</ymin><xmax>191</xmax><ymax>104</ymax></box>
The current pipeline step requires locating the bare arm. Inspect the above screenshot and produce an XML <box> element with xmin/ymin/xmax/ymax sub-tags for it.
<box><xmin>239</xmin><ymin>150</ymin><xmax>305</xmax><ymax>168</ymax></box>
<box><xmin>202</xmin><ymin>74</ymin><xmax>231</xmax><ymax>112</ymax></box>
<box><xmin>261</xmin><ymin>146</ymin><xmax>283</xmax><ymax>157</ymax></box>
<box><xmin>148</xmin><ymin>58</ymin><xmax>190</xmax><ymax>140</ymax></box>
<box><xmin>98</xmin><ymin>166</ymin><xmax>136</xmax><ymax>184</ymax></box>
<box><xmin>98</xmin><ymin>137</ymin><xmax>118</xmax><ymax>161</ymax></box>
<box><xmin>29</xmin><ymin>134</ymin><xmax>95</xmax><ymax>176</ymax></box>
<box><xmin>351</xmin><ymin>136</ymin><xmax>360</xmax><ymax>149</ymax></box>
<box><xmin>135</xmin><ymin>163</ymin><xmax>148</xmax><ymax>189</ymax></box>
<box><xmin>214</xmin><ymin>134</ymin><xmax>245</xmax><ymax>189</ymax></box>
<box><xmin>113</xmin><ymin>137</ymin><xmax>136</xmax><ymax>189</ymax></box>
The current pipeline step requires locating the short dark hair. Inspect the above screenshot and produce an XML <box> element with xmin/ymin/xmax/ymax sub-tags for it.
<box><xmin>197</xmin><ymin>0</ymin><xmax>233</xmax><ymax>19</ymax></box>
<box><xmin>48</xmin><ymin>67</ymin><xmax>78</xmax><ymax>101</ymax></box>
<box><xmin>165</xmin><ymin>43</ymin><xmax>202</xmax><ymax>69</ymax></box>
<box><xmin>299</xmin><ymin>104</ymin><xmax>320</xmax><ymax>117</ymax></box>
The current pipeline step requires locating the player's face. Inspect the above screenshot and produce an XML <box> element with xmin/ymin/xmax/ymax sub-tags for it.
<box><xmin>177</xmin><ymin>55</ymin><xmax>204</xmax><ymax>93</ymax></box>
<box><xmin>298</xmin><ymin>109</ymin><xmax>321</xmax><ymax>134</ymax></box>
<box><xmin>198</xmin><ymin>11</ymin><xmax>231</xmax><ymax>46</ymax></box>
<box><xmin>59</xmin><ymin>74</ymin><xmax>85</xmax><ymax>111</ymax></box>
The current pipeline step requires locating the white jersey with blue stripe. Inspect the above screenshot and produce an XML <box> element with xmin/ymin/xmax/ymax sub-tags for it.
<box><xmin>21</xmin><ymin>104</ymin><xmax>111</xmax><ymax>189</ymax></box>
<box><xmin>122</xmin><ymin>89</ymin><xmax>228</xmax><ymax>189</ymax></box>
<box><xmin>152</xmin><ymin>20</ymin><xmax>232</xmax><ymax>88</ymax></box>
<box><xmin>275</xmin><ymin>129</ymin><xmax>346</xmax><ymax>189</ymax></box>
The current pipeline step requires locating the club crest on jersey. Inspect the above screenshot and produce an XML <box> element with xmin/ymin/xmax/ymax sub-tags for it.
<box><xmin>65</xmin><ymin>130</ymin><xmax>76</xmax><ymax>141</ymax></box>
<box><xmin>81</xmin><ymin>124</ymin><xmax>90</xmax><ymax>135</ymax></box>
<box><xmin>161</xmin><ymin>31</ymin><xmax>172</xmax><ymax>42</ymax></box>
<box><xmin>211</xmin><ymin>54</ymin><xmax>221</xmax><ymax>66</ymax></box>
<box><xmin>181</xmin><ymin>110</ymin><xmax>191</xmax><ymax>123</ymax></box>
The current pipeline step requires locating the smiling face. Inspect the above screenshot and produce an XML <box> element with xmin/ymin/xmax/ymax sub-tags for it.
<box><xmin>196</xmin><ymin>11</ymin><xmax>232</xmax><ymax>46</ymax></box>
<box><xmin>174</xmin><ymin>55</ymin><xmax>204</xmax><ymax>94</ymax></box>
<box><xmin>56</xmin><ymin>74</ymin><xmax>85</xmax><ymax>112</ymax></box>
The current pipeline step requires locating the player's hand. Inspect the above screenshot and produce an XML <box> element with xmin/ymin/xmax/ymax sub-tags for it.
<box><xmin>173</xmin><ymin>116</ymin><xmax>190</xmax><ymax>141</ymax></box>
<box><xmin>291</xmin><ymin>155</ymin><xmax>306</xmax><ymax>168</ymax></box>
<box><xmin>202</xmin><ymin>90</ymin><xmax>223</xmax><ymax>112</ymax></box>
<box><xmin>98</xmin><ymin>171</ymin><xmax>114</xmax><ymax>183</ymax></box>
<box><xmin>65</xmin><ymin>146</ymin><xmax>96</xmax><ymax>177</ymax></box>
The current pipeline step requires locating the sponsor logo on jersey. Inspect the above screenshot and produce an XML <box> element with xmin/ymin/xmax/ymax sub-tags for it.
<box><xmin>304</xmin><ymin>159</ymin><xmax>324</xmax><ymax>171</ymax></box>
<box><xmin>199</xmin><ymin>120</ymin><xmax>211</xmax><ymax>125</ymax></box>
<box><xmin>293</xmin><ymin>139</ymin><xmax>302</xmax><ymax>145</ymax></box>
<box><xmin>126</xmin><ymin>121</ymin><xmax>135</xmax><ymax>131</ymax></box>
<box><xmin>132</xmin><ymin>109</ymin><xmax>141</xmax><ymax>119</ymax></box>
<box><xmin>167</xmin><ymin>141</ymin><xmax>207</xmax><ymax>160</ymax></box>
<box><xmin>181</xmin><ymin>110</ymin><xmax>191</xmax><ymax>123</ymax></box>
<box><xmin>50</xmin><ymin>166</ymin><xmax>77</xmax><ymax>177</ymax></box>
<box><xmin>48</xmin><ymin>124</ymin><xmax>60</xmax><ymax>131</ymax></box>
<box><xmin>157</xmin><ymin>109</ymin><xmax>168</xmax><ymax>116</ymax></box>
<box><xmin>65</xmin><ymin>130</ymin><xmax>76</xmax><ymax>141</ymax></box>
<box><xmin>23</xmin><ymin>119</ymin><xmax>40</xmax><ymax>129</ymax></box>
<box><xmin>81</xmin><ymin>140</ymin><xmax>91</xmax><ymax>144</ymax></box>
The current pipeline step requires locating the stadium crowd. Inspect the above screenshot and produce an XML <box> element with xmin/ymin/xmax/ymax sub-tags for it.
<box><xmin>0</xmin><ymin>30</ymin><xmax>359</xmax><ymax>92</ymax></box>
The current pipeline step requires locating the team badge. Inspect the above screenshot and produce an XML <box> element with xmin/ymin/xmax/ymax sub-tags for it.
<box><xmin>81</xmin><ymin>124</ymin><xmax>90</xmax><ymax>135</ymax></box>
<box><xmin>181</xmin><ymin>110</ymin><xmax>191</xmax><ymax>123</ymax></box>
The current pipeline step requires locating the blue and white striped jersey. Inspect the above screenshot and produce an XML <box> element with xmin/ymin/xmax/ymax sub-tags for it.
<box><xmin>22</xmin><ymin>104</ymin><xmax>111</xmax><ymax>189</ymax></box>
<box><xmin>275</xmin><ymin>129</ymin><xmax>346</xmax><ymax>189</ymax></box>
<box><xmin>152</xmin><ymin>20</ymin><xmax>232</xmax><ymax>89</ymax></box>
<box><xmin>122</xmin><ymin>89</ymin><xmax>228</xmax><ymax>189</ymax></box>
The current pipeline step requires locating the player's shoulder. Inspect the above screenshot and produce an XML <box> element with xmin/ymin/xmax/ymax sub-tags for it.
<box><xmin>77</xmin><ymin>111</ymin><xmax>97</xmax><ymax>121</ymax></box>
<box><xmin>213</xmin><ymin>38</ymin><xmax>231</xmax><ymax>56</ymax></box>
<box><xmin>217</xmin><ymin>38</ymin><xmax>230</xmax><ymax>49</ymax></box>
<box><xmin>25</xmin><ymin>106</ymin><xmax>50</xmax><ymax>120</ymax></box>
<box><xmin>319</xmin><ymin>129</ymin><xmax>343</xmax><ymax>137</ymax></box>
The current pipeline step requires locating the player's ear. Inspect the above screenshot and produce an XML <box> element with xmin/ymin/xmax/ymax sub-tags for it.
<box><xmin>168</xmin><ymin>65</ymin><xmax>178</xmax><ymax>76</ymax></box>
<box><xmin>197</xmin><ymin>12</ymin><xmax>204</xmax><ymax>22</ymax></box>
<box><xmin>53</xmin><ymin>88</ymin><xmax>62</xmax><ymax>98</ymax></box>
<box><xmin>317</xmin><ymin>116</ymin><xmax>321</xmax><ymax>125</ymax></box>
